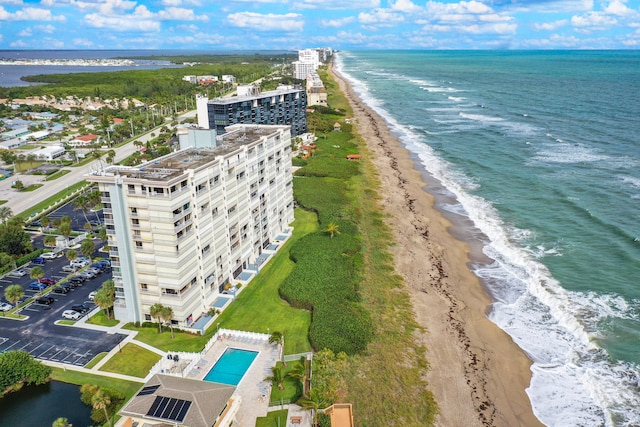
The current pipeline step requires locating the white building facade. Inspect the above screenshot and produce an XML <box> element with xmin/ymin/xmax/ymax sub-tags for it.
<box><xmin>87</xmin><ymin>125</ymin><xmax>295</xmax><ymax>325</ymax></box>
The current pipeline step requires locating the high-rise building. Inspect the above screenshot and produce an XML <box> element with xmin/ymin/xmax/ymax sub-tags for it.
<box><xmin>197</xmin><ymin>87</ymin><xmax>307</xmax><ymax>137</ymax></box>
<box><xmin>87</xmin><ymin>124</ymin><xmax>295</xmax><ymax>325</ymax></box>
<box><xmin>293</xmin><ymin>61</ymin><xmax>316</xmax><ymax>80</ymax></box>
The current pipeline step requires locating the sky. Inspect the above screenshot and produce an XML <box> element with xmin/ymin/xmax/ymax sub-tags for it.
<box><xmin>0</xmin><ymin>0</ymin><xmax>639</xmax><ymax>50</ymax></box>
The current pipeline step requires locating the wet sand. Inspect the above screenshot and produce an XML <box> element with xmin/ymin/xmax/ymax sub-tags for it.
<box><xmin>331</xmin><ymin>64</ymin><xmax>543</xmax><ymax>427</ymax></box>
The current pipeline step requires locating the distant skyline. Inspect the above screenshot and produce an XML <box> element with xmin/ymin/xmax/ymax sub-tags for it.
<box><xmin>0</xmin><ymin>0</ymin><xmax>638</xmax><ymax>50</ymax></box>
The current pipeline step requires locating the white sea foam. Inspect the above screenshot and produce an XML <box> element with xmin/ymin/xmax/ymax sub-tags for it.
<box><xmin>448</xmin><ymin>96</ymin><xmax>467</xmax><ymax>102</ymax></box>
<box><xmin>335</xmin><ymin>52</ymin><xmax>640</xmax><ymax>427</ymax></box>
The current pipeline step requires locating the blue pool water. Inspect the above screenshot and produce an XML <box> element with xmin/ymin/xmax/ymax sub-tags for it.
<box><xmin>203</xmin><ymin>348</ymin><xmax>258</xmax><ymax>386</ymax></box>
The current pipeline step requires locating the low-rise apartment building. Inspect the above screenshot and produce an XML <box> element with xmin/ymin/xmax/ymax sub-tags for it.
<box><xmin>87</xmin><ymin>124</ymin><xmax>295</xmax><ymax>325</ymax></box>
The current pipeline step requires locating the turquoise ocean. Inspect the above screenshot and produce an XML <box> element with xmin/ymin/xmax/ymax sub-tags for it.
<box><xmin>336</xmin><ymin>51</ymin><xmax>640</xmax><ymax>426</ymax></box>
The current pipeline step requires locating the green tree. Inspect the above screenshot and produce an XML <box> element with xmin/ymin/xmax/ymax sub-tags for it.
<box><xmin>0</xmin><ymin>222</ymin><xmax>33</xmax><ymax>255</ymax></box>
<box><xmin>324</xmin><ymin>222</ymin><xmax>340</xmax><ymax>239</ymax></box>
<box><xmin>58</xmin><ymin>222</ymin><xmax>72</xmax><ymax>244</ymax></box>
<box><xmin>13</xmin><ymin>180</ymin><xmax>24</xmax><ymax>191</ymax></box>
<box><xmin>0</xmin><ymin>206</ymin><xmax>12</xmax><ymax>223</ymax></box>
<box><xmin>66</xmin><ymin>249</ymin><xmax>78</xmax><ymax>264</ymax></box>
<box><xmin>40</xmin><ymin>216</ymin><xmax>50</xmax><ymax>229</ymax></box>
<box><xmin>30</xmin><ymin>266</ymin><xmax>44</xmax><ymax>282</ymax></box>
<box><xmin>73</xmin><ymin>195</ymin><xmax>91</xmax><ymax>227</ymax></box>
<box><xmin>80</xmin><ymin>238</ymin><xmax>95</xmax><ymax>260</ymax></box>
<box><xmin>287</xmin><ymin>358</ymin><xmax>309</xmax><ymax>396</ymax></box>
<box><xmin>0</xmin><ymin>252</ymin><xmax>16</xmax><ymax>271</ymax></box>
<box><xmin>4</xmin><ymin>284</ymin><xmax>24</xmax><ymax>308</ymax></box>
<box><xmin>94</xmin><ymin>286</ymin><xmax>115</xmax><ymax>320</ymax></box>
<box><xmin>160</xmin><ymin>305</ymin><xmax>175</xmax><ymax>339</ymax></box>
<box><xmin>44</xmin><ymin>235</ymin><xmax>56</xmax><ymax>247</ymax></box>
<box><xmin>92</xmin><ymin>389</ymin><xmax>112</xmax><ymax>427</ymax></box>
<box><xmin>0</xmin><ymin>350</ymin><xmax>51</xmax><ymax>397</ymax></box>
<box><xmin>51</xmin><ymin>417</ymin><xmax>70</xmax><ymax>427</ymax></box>
<box><xmin>298</xmin><ymin>389</ymin><xmax>329</xmax><ymax>427</ymax></box>
<box><xmin>265</xmin><ymin>365</ymin><xmax>285</xmax><ymax>390</ymax></box>
<box><xmin>150</xmin><ymin>303</ymin><xmax>165</xmax><ymax>333</ymax></box>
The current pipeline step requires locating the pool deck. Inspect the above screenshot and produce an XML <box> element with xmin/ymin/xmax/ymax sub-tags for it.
<box><xmin>186</xmin><ymin>335</ymin><xmax>283</xmax><ymax>426</ymax></box>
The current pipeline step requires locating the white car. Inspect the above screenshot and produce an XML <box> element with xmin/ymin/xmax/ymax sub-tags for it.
<box><xmin>40</xmin><ymin>252</ymin><xmax>59</xmax><ymax>259</ymax></box>
<box><xmin>88</xmin><ymin>291</ymin><xmax>96</xmax><ymax>301</ymax></box>
<box><xmin>8</xmin><ymin>269</ymin><xmax>27</xmax><ymax>277</ymax></box>
<box><xmin>0</xmin><ymin>302</ymin><xmax>13</xmax><ymax>312</ymax></box>
<box><xmin>62</xmin><ymin>310</ymin><xmax>82</xmax><ymax>320</ymax></box>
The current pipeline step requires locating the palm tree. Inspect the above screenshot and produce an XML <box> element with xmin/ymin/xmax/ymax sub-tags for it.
<box><xmin>87</xmin><ymin>190</ymin><xmax>102</xmax><ymax>223</ymax></box>
<box><xmin>59</xmin><ymin>222</ymin><xmax>72</xmax><ymax>245</ymax></box>
<box><xmin>265</xmin><ymin>365</ymin><xmax>285</xmax><ymax>390</ymax></box>
<box><xmin>51</xmin><ymin>417</ymin><xmax>70</xmax><ymax>427</ymax></box>
<box><xmin>66</xmin><ymin>249</ymin><xmax>78</xmax><ymax>264</ymax></box>
<box><xmin>30</xmin><ymin>266</ymin><xmax>44</xmax><ymax>282</ymax></box>
<box><xmin>150</xmin><ymin>303</ymin><xmax>165</xmax><ymax>333</ymax></box>
<box><xmin>73</xmin><ymin>195</ymin><xmax>91</xmax><ymax>227</ymax></box>
<box><xmin>298</xmin><ymin>389</ymin><xmax>328</xmax><ymax>427</ymax></box>
<box><xmin>5</xmin><ymin>284</ymin><xmax>24</xmax><ymax>308</ymax></box>
<box><xmin>0</xmin><ymin>253</ymin><xmax>16</xmax><ymax>271</ymax></box>
<box><xmin>41</xmin><ymin>216</ymin><xmax>50</xmax><ymax>229</ymax></box>
<box><xmin>160</xmin><ymin>305</ymin><xmax>175</xmax><ymax>339</ymax></box>
<box><xmin>44</xmin><ymin>235</ymin><xmax>57</xmax><ymax>247</ymax></box>
<box><xmin>0</xmin><ymin>206</ymin><xmax>13</xmax><ymax>223</ymax></box>
<box><xmin>286</xmin><ymin>358</ymin><xmax>309</xmax><ymax>396</ymax></box>
<box><xmin>94</xmin><ymin>288</ymin><xmax>114</xmax><ymax>320</ymax></box>
<box><xmin>324</xmin><ymin>222</ymin><xmax>340</xmax><ymax>239</ymax></box>
<box><xmin>106</xmin><ymin>149</ymin><xmax>116</xmax><ymax>165</ymax></box>
<box><xmin>91</xmin><ymin>389</ymin><xmax>112</xmax><ymax>427</ymax></box>
<box><xmin>80</xmin><ymin>238</ymin><xmax>95</xmax><ymax>260</ymax></box>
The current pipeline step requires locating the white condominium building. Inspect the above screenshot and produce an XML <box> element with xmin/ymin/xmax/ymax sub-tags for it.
<box><xmin>87</xmin><ymin>125</ymin><xmax>295</xmax><ymax>325</ymax></box>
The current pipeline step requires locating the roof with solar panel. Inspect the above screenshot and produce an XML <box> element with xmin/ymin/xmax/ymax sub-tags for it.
<box><xmin>119</xmin><ymin>374</ymin><xmax>236</xmax><ymax>427</ymax></box>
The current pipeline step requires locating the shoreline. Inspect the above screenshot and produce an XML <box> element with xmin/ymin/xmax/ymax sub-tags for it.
<box><xmin>330</xmin><ymin>63</ymin><xmax>543</xmax><ymax>426</ymax></box>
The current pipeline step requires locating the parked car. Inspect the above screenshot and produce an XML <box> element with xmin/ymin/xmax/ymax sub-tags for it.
<box><xmin>97</xmin><ymin>259</ymin><xmax>111</xmax><ymax>267</ymax></box>
<box><xmin>62</xmin><ymin>310</ymin><xmax>82</xmax><ymax>320</ymax></box>
<box><xmin>53</xmin><ymin>284</ymin><xmax>71</xmax><ymax>294</ymax></box>
<box><xmin>0</xmin><ymin>302</ymin><xmax>13</xmax><ymax>312</ymax></box>
<box><xmin>77</xmin><ymin>271</ymin><xmax>96</xmax><ymax>280</ymax></box>
<box><xmin>39</xmin><ymin>278</ymin><xmax>56</xmax><ymax>286</ymax></box>
<box><xmin>35</xmin><ymin>296</ymin><xmax>55</xmax><ymax>305</ymax></box>
<box><xmin>90</xmin><ymin>263</ymin><xmax>106</xmax><ymax>271</ymax></box>
<box><xmin>88</xmin><ymin>291</ymin><xmax>96</xmax><ymax>301</ymax></box>
<box><xmin>86</xmin><ymin>267</ymin><xmax>101</xmax><ymax>276</ymax></box>
<box><xmin>71</xmin><ymin>260</ymin><xmax>89</xmax><ymax>269</ymax></box>
<box><xmin>32</xmin><ymin>257</ymin><xmax>46</xmax><ymax>265</ymax></box>
<box><xmin>29</xmin><ymin>281</ymin><xmax>47</xmax><ymax>291</ymax></box>
<box><xmin>29</xmin><ymin>221</ymin><xmax>42</xmax><ymax>227</ymax></box>
<box><xmin>69</xmin><ymin>277</ymin><xmax>85</xmax><ymax>285</ymax></box>
<box><xmin>9</xmin><ymin>269</ymin><xmax>27</xmax><ymax>277</ymax></box>
<box><xmin>40</xmin><ymin>252</ymin><xmax>58</xmax><ymax>260</ymax></box>
<box><xmin>62</xmin><ymin>265</ymin><xmax>78</xmax><ymax>273</ymax></box>
<box><xmin>71</xmin><ymin>304</ymin><xmax>90</xmax><ymax>313</ymax></box>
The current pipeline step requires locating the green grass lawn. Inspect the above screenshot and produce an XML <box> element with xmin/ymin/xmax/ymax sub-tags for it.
<box><xmin>256</xmin><ymin>409</ymin><xmax>288</xmax><ymax>427</ymax></box>
<box><xmin>99</xmin><ymin>343</ymin><xmax>161</xmax><ymax>378</ymax></box>
<box><xmin>213</xmin><ymin>208</ymin><xmax>317</xmax><ymax>354</ymax></box>
<box><xmin>268</xmin><ymin>361</ymin><xmax>304</xmax><ymax>405</ymax></box>
<box><xmin>87</xmin><ymin>310</ymin><xmax>119</xmax><ymax>327</ymax></box>
<box><xmin>19</xmin><ymin>184</ymin><xmax>44</xmax><ymax>192</ymax></box>
<box><xmin>122</xmin><ymin>325</ymin><xmax>208</xmax><ymax>353</ymax></box>
<box><xmin>51</xmin><ymin>367</ymin><xmax>143</xmax><ymax>398</ymax></box>
<box><xmin>45</xmin><ymin>169</ymin><xmax>71</xmax><ymax>181</ymax></box>
<box><xmin>84</xmin><ymin>352</ymin><xmax>108</xmax><ymax>369</ymax></box>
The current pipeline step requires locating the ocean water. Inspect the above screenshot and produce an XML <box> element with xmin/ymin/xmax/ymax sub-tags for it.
<box><xmin>336</xmin><ymin>51</ymin><xmax>640</xmax><ymax>426</ymax></box>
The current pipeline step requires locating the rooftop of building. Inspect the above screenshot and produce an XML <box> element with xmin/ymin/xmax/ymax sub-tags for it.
<box><xmin>208</xmin><ymin>86</ymin><xmax>304</xmax><ymax>105</ymax></box>
<box><xmin>90</xmin><ymin>125</ymin><xmax>287</xmax><ymax>183</ymax></box>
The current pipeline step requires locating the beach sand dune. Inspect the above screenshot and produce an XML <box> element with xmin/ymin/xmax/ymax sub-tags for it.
<box><xmin>331</xmin><ymin>64</ymin><xmax>543</xmax><ymax>427</ymax></box>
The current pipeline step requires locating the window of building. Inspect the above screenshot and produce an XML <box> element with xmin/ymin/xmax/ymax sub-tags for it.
<box><xmin>131</xmin><ymin>207</ymin><xmax>137</xmax><ymax>214</ymax></box>
<box><xmin>145</xmin><ymin>314</ymin><xmax>151</xmax><ymax>321</ymax></box>
<box><xmin>212</xmin><ymin>207</ymin><xmax>219</xmax><ymax>217</ymax></box>
<box><xmin>202</xmin><ymin>244</ymin><xmax>211</xmax><ymax>254</ymax></box>
<box><xmin>135</xmin><ymin>241</ymin><xmax>143</xmax><ymax>248</ymax></box>
<box><xmin>132</xmin><ymin>218</ymin><xmax>139</xmax><ymax>225</ymax></box>
<box><xmin>140</xmin><ymin>283</ymin><xmax>148</xmax><ymax>290</ymax></box>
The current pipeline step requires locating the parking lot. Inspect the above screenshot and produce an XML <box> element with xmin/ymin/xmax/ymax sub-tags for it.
<box><xmin>0</xmin><ymin>247</ymin><xmax>125</xmax><ymax>367</ymax></box>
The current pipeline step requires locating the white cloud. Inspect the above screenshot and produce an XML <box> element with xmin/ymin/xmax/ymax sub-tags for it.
<box><xmin>227</xmin><ymin>12</ymin><xmax>304</xmax><ymax>31</ymax></box>
<box><xmin>358</xmin><ymin>9</ymin><xmax>404</xmax><ymax>27</ymax></box>
<box><xmin>17</xmin><ymin>27</ymin><xmax>31</xmax><ymax>36</ymax></box>
<box><xmin>293</xmin><ymin>0</ymin><xmax>380</xmax><ymax>10</ymax></box>
<box><xmin>10</xmin><ymin>39</ymin><xmax>27</xmax><ymax>48</ymax></box>
<box><xmin>604</xmin><ymin>0</ymin><xmax>634</xmax><ymax>16</ymax></box>
<box><xmin>73</xmin><ymin>38</ymin><xmax>95</xmax><ymax>47</ymax></box>
<box><xmin>85</xmin><ymin>13</ymin><xmax>160</xmax><ymax>31</ymax></box>
<box><xmin>161</xmin><ymin>0</ymin><xmax>183</xmax><ymax>5</ymax></box>
<box><xmin>319</xmin><ymin>16</ymin><xmax>355</xmax><ymax>27</ymax></box>
<box><xmin>0</xmin><ymin>6</ymin><xmax>66</xmax><ymax>21</ymax></box>
<box><xmin>571</xmin><ymin>11</ymin><xmax>617</xmax><ymax>31</ymax></box>
<box><xmin>534</xmin><ymin>19</ymin><xmax>569</xmax><ymax>31</ymax></box>
<box><xmin>389</xmin><ymin>0</ymin><xmax>421</xmax><ymax>13</ymax></box>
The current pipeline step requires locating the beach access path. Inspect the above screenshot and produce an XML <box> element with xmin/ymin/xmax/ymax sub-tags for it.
<box><xmin>330</xmin><ymin>64</ymin><xmax>544</xmax><ymax>427</ymax></box>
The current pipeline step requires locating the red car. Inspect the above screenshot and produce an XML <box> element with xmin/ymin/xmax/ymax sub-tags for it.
<box><xmin>39</xmin><ymin>278</ymin><xmax>56</xmax><ymax>286</ymax></box>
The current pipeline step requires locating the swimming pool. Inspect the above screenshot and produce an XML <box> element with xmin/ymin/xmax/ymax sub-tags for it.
<box><xmin>203</xmin><ymin>348</ymin><xmax>258</xmax><ymax>386</ymax></box>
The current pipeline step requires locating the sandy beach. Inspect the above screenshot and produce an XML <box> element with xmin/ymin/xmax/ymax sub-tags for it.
<box><xmin>331</xmin><ymin>64</ymin><xmax>543</xmax><ymax>427</ymax></box>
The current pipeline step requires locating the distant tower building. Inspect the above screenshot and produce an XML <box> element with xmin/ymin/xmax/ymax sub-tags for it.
<box><xmin>87</xmin><ymin>124</ymin><xmax>295</xmax><ymax>325</ymax></box>
<box><xmin>198</xmin><ymin>87</ymin><xmax>307</xmax><ymax>137</ymax></box>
